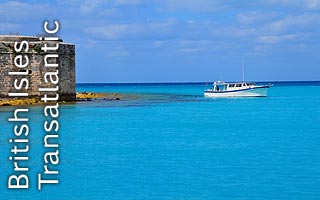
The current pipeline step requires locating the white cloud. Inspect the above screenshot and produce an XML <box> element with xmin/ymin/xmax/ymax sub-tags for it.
<box><xmin>106</xmin><ymin>46</ymin><xmax>130</xmax><ymax>57</ymax></box>
<box><xmin>232</xmin><ymin>27</ymin><xmax>256</xmax><ymax>38</ymax></box>
<box><xmin>263</xmin><ymin>0</ymin><xmax>299</xmax><ymax>6</ymax></box>
<box><xmin>174</xmin><ymin>39</ymin><xmax>232</xmax><ymax>55</ymax></box>
<box><xmin>211</xmin><ymin>26</ymin><xmax>256</xmax><ymax>39</ymax></box>
<box><xmin>99</xmin><ymin>8</ymin><xmax>120</xmax><ymax>16</ymax></box>
<box><xmin>158</xmin><ymin>0</ymin><xmax>224</xmax><ymax>12</ymax></box>
<box><xmin>263</xmin><ymin>0</ymin><xmax>320</xmax><ymax>9</ymax></box>
<box><xmin>0</xmin><ymin>1</ymin><xmax>51</xmax><ymax>20</ymax></box>
<box><xmin>114</xmin><ymin>0</ymin><xmax>143</xmax><ymax>6</ymax></box>
<box><xmin>84</xmin><ymin>21</ymin><xmax>175</xmax><ymax>40</ymax></box>
<box><xmin>68</xmin><ymin>0</ymin><xmax>145</xmax><ymax>14</ymax></box>
<box><xmin>153</xmin><ymin>40</ymin><xmax>166</xmax><ymax>48</ymax></box>
<box><xmin>151</xmin><ymin>39</ymin><xmax>230</xmax><ymax>55</ymax></box>
<box><xmin>88</xmin><ymin>24</ymin><xmax>128</xmax><ymax>39</ymax></box>
<box><xmin>80</xmin><ymin>0</ymin><xmax>100</xmax><ymax>13</ymax></box>
<box><xmin>258</xmin><ymin>34</ymin><xmax>296</xmax><ymax>44</ymax></box>
<box><xmin>178</xmin><ymin>48</ymin><xmax>201</xmax><ymax>53</ymax></box>
<box><xmin>264</xmin><ymin>13</ymin><xmax>320</xmax><ymax>33</ymax></box>
<box><xmin>306</xmin><ymin>0</ymin><xmax>320</xmax><ymax>9</ymax></box>
<box><xmin>237</xmin><ymin>11</ymin><xmax>278</xmax><ymax>25</ymax></box>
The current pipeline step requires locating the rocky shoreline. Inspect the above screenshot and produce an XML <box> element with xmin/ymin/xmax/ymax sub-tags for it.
<box><xmin>76</xmin><ymin>92</ymin><xmax>122</xmax><ymax>101</ymax></box>
<box><xmin>0</xmin><ymin>92</ymin><xmax>122</xmax><ymax>106</ymax></box>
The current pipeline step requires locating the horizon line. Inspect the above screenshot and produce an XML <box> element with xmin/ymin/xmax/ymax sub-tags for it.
<box><xmin>76</xmin><ymin>80</ymin><xmax>320</xmax><ymax>84</ymax></box>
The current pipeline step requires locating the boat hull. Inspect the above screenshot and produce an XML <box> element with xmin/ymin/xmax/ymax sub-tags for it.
<box><xmin>204</xmin><ymin>86</ymin><xmax>269</xmax><ymax>98</ymax></box>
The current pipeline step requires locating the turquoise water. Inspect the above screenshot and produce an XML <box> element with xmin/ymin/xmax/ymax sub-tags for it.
<box><xmin>0</xmin><ymin>82</ymin><xmax>320</xmax><ymax>199</ymax></box>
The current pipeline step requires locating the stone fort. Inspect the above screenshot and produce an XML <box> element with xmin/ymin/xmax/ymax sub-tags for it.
<box><xmin>0</xmin><ymin>35</ymin><xmax>75</xmax><ymax>101</ymax></box>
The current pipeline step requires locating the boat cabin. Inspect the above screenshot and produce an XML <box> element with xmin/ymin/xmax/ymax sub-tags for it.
<box><xmin>211</xmin><ymin>81</ymin><xmax>255</xmax><ymax>92</ymax></box>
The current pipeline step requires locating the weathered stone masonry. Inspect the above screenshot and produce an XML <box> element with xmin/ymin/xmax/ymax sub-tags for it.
<box><xmin>0</xmin><ymin>35</ymin><xmax>76</xmax><ymax>101</ymax></box>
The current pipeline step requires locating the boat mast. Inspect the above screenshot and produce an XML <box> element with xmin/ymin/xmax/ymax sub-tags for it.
<box><xmin>242</xmin><ymin>56</ymin><xmax>245</xmax><ymax>83</ymax></box>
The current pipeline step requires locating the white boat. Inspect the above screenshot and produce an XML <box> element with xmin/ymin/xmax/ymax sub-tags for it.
<box><xmin>204</xmin><ymin>81</ymin><xmax>270</xmax><ymax>97</ymax></box>
<box><xmin>204</xmin><ymin>58</ymin><xmax>271</xmax><ymax>97</ymax></box>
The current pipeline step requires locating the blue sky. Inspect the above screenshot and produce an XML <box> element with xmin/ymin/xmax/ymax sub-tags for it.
<box><xmin>0</xmin><ymin>0</ymin><xmax>320</xmax><ymax>83</ymax></box>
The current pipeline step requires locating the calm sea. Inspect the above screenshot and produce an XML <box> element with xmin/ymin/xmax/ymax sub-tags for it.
<box><xmin>0</xmin><ymin>81</ymin><xmax>319</xmax><ymax>200</ymax></box>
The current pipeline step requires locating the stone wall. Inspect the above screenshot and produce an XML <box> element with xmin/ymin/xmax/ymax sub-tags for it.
<box><xmin>0</xmin><ymin>35</ymin><xmax>76</xmax><ymax>101</ymax></box>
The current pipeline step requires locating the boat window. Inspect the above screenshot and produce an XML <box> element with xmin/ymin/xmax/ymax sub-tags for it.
<box><xmin>236</xmin><ymin>84</ymin><xmax>241</xmax><ymax>87</ymax></box>
<box><xmin>229</xmin><ymin>84</ymin><xmax>235</xmax><ymax>87</ymax></box>
<box><xmin>214</xmin><ymin>84</ymin><xmax>225</xmax><ymax>91</ymax></box>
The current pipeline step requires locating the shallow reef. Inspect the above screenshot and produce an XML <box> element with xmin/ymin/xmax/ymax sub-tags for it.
<box><xmin>0</xmin><ymin>92</ymin><xmax>122</xmax><ymax>106</ymax></box>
